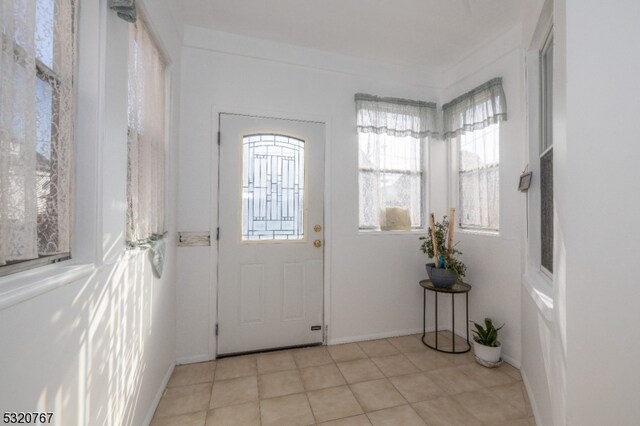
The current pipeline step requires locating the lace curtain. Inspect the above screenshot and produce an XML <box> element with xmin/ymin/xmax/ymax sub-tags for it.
<box><xmin>445</xmin><ymin>78</ymin><xmax>507</xmax><ymax>231</ymax></box>
<box><xmin>0</xmin><ymin>0</ymin><xmax>75</xmax><ymax>266</ymax></box>
<box><xmin>442</xmin><ymin>78</ymin><xmax>507</xmax><ymax>139</ymax></box>
<box><xmin>356</xmin><ymin>94</ymin><xmax>438</xmax><ymax>230</ymax></box>
<box><xmin>127</xmin><ymin>17</ymin><xmax>166</xmax><ymax>244</ymax></box>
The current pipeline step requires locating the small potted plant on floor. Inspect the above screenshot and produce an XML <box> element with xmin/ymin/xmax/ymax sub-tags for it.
<box><xmin>471</xmin><ymin>318</ymin><xmax>504</xmax><ymax>365</ymax></box>
<box><xmin>419</xmin><ymin>209</ymin><xmax>466</xmax><ymax>288</ymax></box>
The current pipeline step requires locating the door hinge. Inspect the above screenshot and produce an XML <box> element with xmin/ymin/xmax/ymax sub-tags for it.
<box><xmin>215</xmin><ymin>324</ymin><xmax>219</xmax><ymax>336</ymax></box>
<box><xmin>217</xmin><ymin>131</ymin><xmax>221</xmax><ymax>145</ymax></box>
<box><xmin>216</xmin><ymin>227</ymin><xmax>220</xmax><ymax>241</ymax></box>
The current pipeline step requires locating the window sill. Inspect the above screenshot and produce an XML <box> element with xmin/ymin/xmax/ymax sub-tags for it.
<box><xmin>458</xmin><ymin>228</ymin><xmax>500</xmax><ymax>237</ymax></box>
<box><xmin>522</xmin><ymin>269</ymin><xmax>554</xmax><ymax>323</ymax></box>
<box><xmin>0</xmin><ymin>262</ymin><xmax>95</xmax><ymax>311</ymax></box>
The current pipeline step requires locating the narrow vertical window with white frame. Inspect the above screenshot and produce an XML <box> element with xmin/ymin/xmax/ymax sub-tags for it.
<box><xmin>444</xmin><ymin>78</ymin><xmax>507</xmax><ymax>233</ymax></box>
<box><xmin>127</xmin><ymin>15</ymin><xmax>167</xmax><ymax>246</ymax></box>
<box><xmin>0</xmin><ymin>0</ymin><xmax>76</xmax><ymax>275</ymax></box>
<box><xmin>540</xmin><ymin>30</ymin><xmax>553</xmax><ymax>274</ymax></box>
<box><xmin>356</xmin><ymin>94</ymin><xmax>438</xmax><ymax>231</ymax></box>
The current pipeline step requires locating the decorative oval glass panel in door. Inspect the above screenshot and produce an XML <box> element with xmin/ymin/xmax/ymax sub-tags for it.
<box><xmin>242</xmin><ymin>134</ymin><xmax>305</xmax><ymax>241</ymax></box>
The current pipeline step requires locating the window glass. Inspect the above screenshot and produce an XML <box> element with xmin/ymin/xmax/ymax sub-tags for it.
<box><xmin>242</xmin><ymin>134</ymin><xmax>305</xmax><ymax>241</ymax></box>
<box><xmin>457</xmin><ymin>124</ymin><xmax>499</xmax><ymax>231</ymax></box>
<box><xmin>540</xmin><ymin>33</ymin><xmax>554</xmax><ymax>273</ymax></box>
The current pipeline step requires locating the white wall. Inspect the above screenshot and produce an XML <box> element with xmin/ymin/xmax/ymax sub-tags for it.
<box><xmin>436</xmin><ymin>25</ymin><xmax>526</xmax><ymax>367</ymax></box>
<box><xmin>0</xmin><ymin>1</ymin><xmax>182</xmax><ymax>425</ymax></box>
<box><xmin>176</xmin><ymin>26</ymin><xmax>445</xmax><ymax>362</ymax></box>
<box><xmin>563</xmin><ymin>1</ymin><xmax>640</xmax><ymax>424</ymax></box>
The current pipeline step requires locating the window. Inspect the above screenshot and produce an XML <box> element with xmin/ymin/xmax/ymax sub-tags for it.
<box><xmin>242</xmin><ymin>134</ymin><xmax>305</xmax><ymax>241</ymax></box>
<box><xmin>456</xmin><ymin>123</ymin><xmax>500</xmax><ymax>231</ymax></box>
<box><xmin>443</xmin><ymin>78</ymin><xmax>507</xmax><ymax>233</ymax></box>
<box><xmin>355</xmin><ymin>94</ymin><xmax>438</xmax><ymax>231</ymax></box>
<box><xmin>127</xmin><ymin>16</ymin><xmax>167</xmax><ymax>245</ymax></box>
<box><xmin>540</xmin><ymin>31</ymin><xmax>554</xmax><ymax>273</ymax></box>
<box><xmin>0</xmin><ymin>0</ymin><xmax>76</xmax><ymax>275</ymax></box>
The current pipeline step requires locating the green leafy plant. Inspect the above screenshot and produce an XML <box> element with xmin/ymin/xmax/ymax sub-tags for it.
<box><xmin>419</xmin><ymin>215</ymin><xmax>467</xmax><ymax>280</ymax></box>
<box><xmin>471</xmin><ymin>318</ymin><xmax>504</xmax><ymax>347</ymax></box>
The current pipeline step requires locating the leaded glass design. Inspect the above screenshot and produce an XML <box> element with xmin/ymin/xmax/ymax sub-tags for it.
<box><xmin>242</xmin><ymin>134</ymin><xmax>305</xmax><ymax>241</ymax></box>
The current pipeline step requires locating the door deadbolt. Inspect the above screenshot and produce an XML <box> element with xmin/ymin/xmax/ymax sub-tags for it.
<box><xmin>314</xmin><ymin>224</ymin><xmax>322</xmax><ymax>232</ymax></box>
<box><xmin>313</xmin><ymin>240</ymin><xmax>322</xmax><ymax>248</ymax></box>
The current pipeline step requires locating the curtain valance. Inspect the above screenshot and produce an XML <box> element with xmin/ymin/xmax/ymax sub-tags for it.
<box><xmin>355</xmin><ymin>93</ymin><xmax>439</xmax><ymax>139</ymax></box>
<box><xmin>109</xmin><ymin>0</ymin><xmax>137</xmax><ymax>23</ymax></box>
<box><xmin>442</xmin><ymin>78</ymin><xmax>507</xmax><ymax>139</ymax></box>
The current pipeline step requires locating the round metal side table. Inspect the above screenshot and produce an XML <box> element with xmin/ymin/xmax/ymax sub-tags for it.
<box><xmin>419</xmin><ymin>279</ymin><xmax>472</xmax><ymax>354</ymax></box>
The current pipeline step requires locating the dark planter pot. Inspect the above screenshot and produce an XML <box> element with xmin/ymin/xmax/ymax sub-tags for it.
<box><xmin>425</xmin><ymin>263</ymin><xmax>457</xmax><ymax>288</ymax></box>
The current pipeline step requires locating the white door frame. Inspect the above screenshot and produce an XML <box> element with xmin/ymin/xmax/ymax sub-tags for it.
<box><xmin>210</xmin><ymin>105</ymin><xmax>333</xmax><ymax>359</ymax></box>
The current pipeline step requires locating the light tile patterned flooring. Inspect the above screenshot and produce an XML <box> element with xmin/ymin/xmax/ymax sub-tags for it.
<box><xmin>151</xmin><ymin>332</ymin><xmax>535</xmax><ymax>426</ymax></box>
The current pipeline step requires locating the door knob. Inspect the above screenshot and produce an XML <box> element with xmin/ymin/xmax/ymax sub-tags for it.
<box><xmin>313</xmin><ymin>240</ymin><xmax>322</xmax><ymax>248</ymax></box>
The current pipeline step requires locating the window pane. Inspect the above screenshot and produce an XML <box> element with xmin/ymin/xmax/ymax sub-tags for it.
<box><xmin>542</xmin><ymin>37</ymin><xmax>553</xmax><ymax>152</ymax></box>
<box><xmin>36</xmin><ymin>0</ymin><xmax>55</xmax><ymax>69</ymax></box>
<box><xmin>358</xmin><ymin>132</ymin><xmax>423</xmax><ymax>230</ymax></box>
<box><xmin>458</xmin><ymin>124</ymin><xmax>499</xmax><ymax>230</ymax></box>
<box><xmin>541</xmin><ymin>149</ymin><xmax>553</xmax><ymax>272</ymax></box>
<box><xmin>242</xmin><ymin>135</ymin><xmax>305</xmax><ymax>241</ymax></box>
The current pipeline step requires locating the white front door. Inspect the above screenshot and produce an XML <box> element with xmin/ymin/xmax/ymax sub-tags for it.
<box><xmin>217</xmin><ymin>113</ymin><xmax>325</xmax><ymax>355</ymax></box>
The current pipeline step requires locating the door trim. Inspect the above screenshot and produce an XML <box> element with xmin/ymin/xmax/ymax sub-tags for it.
<box><xmin>211</xmin><ymin>105</ymin><xmax>332</xmax><ymax>359</ymax></box>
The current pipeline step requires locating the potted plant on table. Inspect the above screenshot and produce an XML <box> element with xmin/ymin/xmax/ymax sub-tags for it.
<box><xmin>471</xmin><ymin>318</ymin><xmax>504</xmax><ymax>366</ymax></box>
<box><xmin>419</xmin><ymin>209</ymin><xmax>466</xmax><ymax>288</ymax></box>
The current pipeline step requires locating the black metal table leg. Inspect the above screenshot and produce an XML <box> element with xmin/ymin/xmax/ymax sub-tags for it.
<box><xmin>435</xmin><ymin>292</ymin><xmax>438</xmax><ymax>348</ymax></box>
<box><xmin>452</xmin><ymin>293</ymin><xmax>455</xmax><ymax>352</ymax></box>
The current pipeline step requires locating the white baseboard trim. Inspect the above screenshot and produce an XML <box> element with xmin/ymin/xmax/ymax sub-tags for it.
<box><xmin>143</xmin><ymin>362</ymin><xmax>175</xmax><ymax>426</ymax></box>
<box><xmin>520</xmin><ymin>368</ymin><xmax>542</xmax><ymax>426</ymax></box>
<box><xmin>176</xmin><ymin>354</ymin><xmax>214</xmax><ymax>365</ymax></box>
<box><xmin>328</xmin><ymin>327</ymin><xmax>427</xmax><ymax>345</ymax></box>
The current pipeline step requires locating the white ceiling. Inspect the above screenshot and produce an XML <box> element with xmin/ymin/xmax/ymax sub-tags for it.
<box><xmin>176</xmin><ymin>0</ymin><xmax>526</xmax><ymax>71</ymax></box>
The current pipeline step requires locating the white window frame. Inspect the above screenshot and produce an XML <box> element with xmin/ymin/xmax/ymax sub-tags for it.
<box><xmin>524</xmin><ymin>9</ymin><xmax>555</xmax><ymax>306</ymax></box>
<box><xmin>357</xmin><ymin>132</ymin><xmax>427</xmax><ymax>233</ymax></box>
<box><xmin>450</xmin><ymin>123</ymin><xmax>501</xmax><ymax>235</ymax></box>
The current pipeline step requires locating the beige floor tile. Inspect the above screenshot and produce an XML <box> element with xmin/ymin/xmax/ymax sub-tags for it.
<box><xmin>528</xmin><ymin>417</ymin><xmax>537</xmax><ymax>425</ymax></box>
<box><xmin>307</xmin><ymin>385</ymin><xmax>364</xmax><ymax>423</ymax></box>
<box><xmin>412</xmin><ymin>396</ymin><xmax>482</xmax><ymax>426</ymax></box>
<box><xmin>318</xmin><ymin>414</ymin><xmax>372</xmax><ymax>426</ymax></box>
<box><xmin>259</xmin><ymin>369</ymin><xmax>305</xmax><ymax>399</ymax></box>
<box><xmin>456</xmin><ymin>363</ymin><xmax>515</xmax><ymax>388</ymax></box>
<box><xmin>300</xmin><ymin>363</ymin><xmax>346</xmax><ymax>391</ymax></box>
<box><xmin>155</xmin><ymin>383</ymin><xmax>212</xmax><ymax>418</ymax></box>
<box><xmin>495</xmin><ymin>418</ymin><xmax>533</xmax><ymax>426</ymax></box>
<box><xmin>389</xmin><ymin>373</ymin><xmax>444</xmax><ymax>403</ymax></box>
<box><xmin>206</xmin><ymin>401</ymin><xmax>260</xmax><ymax>426</ymax></box>
<box><xmin>210</xmin><ymin>375</ymin><xmax>258</xmax><ymax>409</ymax></box>
<box><xmin>337</xmin><ymin>359</ymin><xmax>385</xmax><ymax>384</ymax></box>
<box><xmin>293</xmin><ymin>347</ymin><xmax>334</xmax><ymax>368</ymax></box>
<box><xmin>151</xmin><ymin>411</ymin><xmax>207</xmax><ymax>426</ymax></box>
<box><xmin>489</xmin><ymin>382</ymin><xmax>533</xmax><ymax>417</ymax></box>
<box><xmin>404</xmin><ymin>349</ymin><xmax>453</xmax><ymax>372</ymax></box>
<box><xmin>426</xmin><ymin>367</ymin><xmax>483</xmax><ymax>395</ymax></box>
<box><xmin>423</xmin><ymin>331</ymin><xmax>453</xmax><ymax>348</ymax></box>
<box><xmin>357</xmin><ymin>339</ymin><xmax>400</xmax><ymax>357</ymax></box>
<box><xmin>168</xmin><ymin>362</ymin><xmax>216</xmax><ymax>388</ymax></box>
<box><xmin>454</xmin><ymin>388</ymin><xmax>525</xmax><ymax>425</ymax></box>
<box><xmin>215</xmin><ymin>355</ymin><xmax>257</xmax><ymax>381</ymax></box>
<box><xmin>387</xmin><ymin>335</ymin><xmax>427</xmax><ymax>353</ymax></box>
<box><xmin>349</xmin><ymin>379</ymin><xmax>407</xmax><ymax>412</ymax></box>
<box><xmin>371</xmin><ymin>354</ymin><xmax>420</xmax><ymax>377</ymax></box>
<box><xmin>257</xmin><ymin>350</ymin><xmax>297</xmax><ymax>374</ymax></box>
<box><xmin>436</xmin><ymin>348</ymin><xmax>477</xmax><ymax>365</ymax></box>
<box><xmin>328</xmin><ymin>343</ymin><xmax>368</xmax><ymax>362</ymax></box>
<box><xmin>366</xmin><ymin>404</ymin><xmax>426</xmax><ymax>426</ymax></box>
<box><xmin>498</xmin><ymin>362</ymin><xmax>523</xmax><ymax>381</ymax></box>
<box><xmin>260</xmin><ymin>393</ymin><xmax>316</xmax><ymax>426</ymax></box>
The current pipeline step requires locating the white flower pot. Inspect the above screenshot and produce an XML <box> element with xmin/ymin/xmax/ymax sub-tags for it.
<box><xmin>473</xmin><ymin>340</ymin><xmax>502</xmax><ymax>363</ymax></box>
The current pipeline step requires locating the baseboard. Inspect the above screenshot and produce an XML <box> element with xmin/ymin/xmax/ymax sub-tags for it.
<box><xmin>520</xmin><ymin>368</ymin><xmax>542</xmax><ymax>426</ymax></box>
<box><xmin>142</xmin><ymin>362</ymin><xmax>175</xmax><ymax>426</ymax></box>
<box><xmin>176</xmin><ymin>353</ymin><xmax>214</xmax><ymax>365</ymax></box>
<box><xmin>328</xmin><ymin>327</ymin><xmax>427</xmax><ymax>345</ymax></box>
